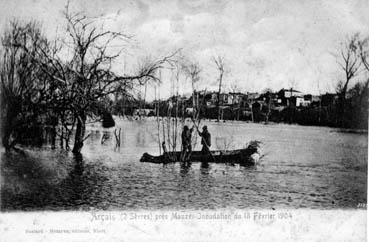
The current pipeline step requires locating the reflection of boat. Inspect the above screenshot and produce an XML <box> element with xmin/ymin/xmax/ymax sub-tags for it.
<box><xmin>140</xmin><ymin>141</ymin><xmax>261</xmax><ymax>166</ymax></box>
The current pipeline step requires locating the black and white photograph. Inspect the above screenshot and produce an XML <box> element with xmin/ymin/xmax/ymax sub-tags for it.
<box><xmin>0</xmin><ymin>0</ymin><xmax>367</xmax><ymax>241</ymax></box>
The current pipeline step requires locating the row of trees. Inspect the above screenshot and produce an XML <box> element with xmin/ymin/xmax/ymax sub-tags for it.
<box><xmin>0</xmin><ymin>8</ymin><xmax>176</xmax><ymax>153</ymax></box>
<box><xmin>143</xmin><ymin>34</ymin><xmax>369</xmax><ymax>130</ymax></box>
<box><xmin>335</xmin><ymin>34</ymin><xmax>369</xmax><ymax>128</ymax></box>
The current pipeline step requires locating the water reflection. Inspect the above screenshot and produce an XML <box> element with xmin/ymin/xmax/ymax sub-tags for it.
<box><xmin>180</xmin><ymin>162</ymin><xmax>192</xmax><ymax>177</ymax></box>
<box><xmin>72</xmin><ymin>153</ymin><xmax>84</xmax><ymax>175</ymax></box>
<box><xmin>57</xmin><ymin>153</ymin><xmax>113</xmax><ymax>209</ymax></box>
<box><xmin>1</xmin><ymin>119</ymin><xmax>367</xmax><ymax>210</ymax></box>
<box><xmin>200</xmin><ymin>162</ymin><xmax>210</xmax><ymax>175</ymax></box>
<box><xmin>66</xmin><ymin>153</ymin><xmax>84</xmax><ymax>203</ymax></box>
<box><xmin>1</xmin><ymin>150</ymin><xmax>115</xmax><ymax>210</ymax></box>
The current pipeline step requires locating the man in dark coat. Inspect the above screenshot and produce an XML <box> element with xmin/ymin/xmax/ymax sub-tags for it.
<box><xmin>199</xmin><ymin>126</ymin><xmax>211</xmax><ymax>154</ymax></box>
<box><xmin>181</xmin><ymin>125</ymin><xmax>194</xmax><ymax>161</ymax></box>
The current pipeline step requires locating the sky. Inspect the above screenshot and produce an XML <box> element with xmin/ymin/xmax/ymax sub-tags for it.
<box><xmin>1</xmin><ymin>0</ymin><xmax>368</xmax><ymax>100</ymax></box>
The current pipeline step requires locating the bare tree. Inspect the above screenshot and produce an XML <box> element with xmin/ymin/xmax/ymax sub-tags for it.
<box><xmin>336</xmin><ymin>34</ymin><xmax>361</xmax><ymax>125</ymax></box>
<box><xmin>213</xmin><ymin>55</ymin><xmax>225</xmax><ymax>122</ymax></box>
<box><xmin>358</xmin><ymin>36</ymin><xmax>369</xmax><ymax>88</ymax></box>
<box><xmin>62</xmin><ymin>7</ymin><xmax>180</xmax><ymax>153</ymax></box>
<box><xmin>230</xmin><ymin>83</ymin><xmax>242</xmax><ymax>120</ymax></box>
<box><xmin>182</xmin><ymin>61</ymin><xmax>201</xmax><ymax>119</ymax></box>
<box><xmin>6</xmin><ymin>6</ymin><xmax>178</xmax><ymax>154</ymax></box>
<box><xmin>357</xmin><ymin>36</ymin><xmax>369</xmax><ymax>117</ymax></box>
<box><xmin>337</xmin><ymin>35</ymin><xmax>361</xmax><ymax>93</ymax></box>
<box><xmin>0</xmin><ymin>20</ymin><xmax>55</xmax><ymax>150</ymax></box>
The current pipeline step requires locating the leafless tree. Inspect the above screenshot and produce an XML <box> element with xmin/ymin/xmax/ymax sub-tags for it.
<box><xmin>336</xmin><ymin>34</ymin><xmax>362</xmax><ymax>124</ymax></box>
<box><xmin>182</xmin><ymin>60</ymin><xmax>201</xmax><ymax>119</ymax></box>
<box><xmin>229</xmin><ymin>84</ymin><xmax>242</xmax><ymax>120</ymax></box>
<box><xmin>62</xmin><ymin>7</ymin><xmax>179</xmax><ymax>153</ymax></box>
<box><xmin>213</xmin><ymin>55</ymin><xmax>225</xmax><ymax>122</ymax></box>
<box><xmin>356</xmin><ymin>36</ymin><xmax>369</xmax><ymax>114</ymax></box>
<box><xmin>337</xmin><ymin>35</ymin><xmax>361</xmax><ymax>95</ymax></box>
<box><xmin>5</xmin><ymin>6</ymin><xmax>178</xmax><ymax>154</ymax></box>
<box><xmin>0</xmin><ymin>20</ymin><xmax>55</xmax><ymax>150</ymax></box>
<box><xmin>358</xmin><ymin>36</ymin><xmax>369</xmax><ymax>88</ymax></box>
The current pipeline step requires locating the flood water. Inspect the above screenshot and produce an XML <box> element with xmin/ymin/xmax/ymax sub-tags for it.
<box><xmin>1</xmin><ymin>118</ymin><xmax>367</xmax><ymax>210</ymax></box>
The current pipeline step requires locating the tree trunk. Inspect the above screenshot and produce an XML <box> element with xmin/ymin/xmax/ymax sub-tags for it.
<box><xmin>338</xmin><ymin>78</ymin><xmax>351</xmax><ymax>127</ymax></box>
<box><xmin>59</xmin><ymin>126</ymin><xmax>64</xmax><ymax>149</ymax></box>
<box><xmin>217</xmin><ymin>73</ymin><xmax>223</xmax><ymax>122</ymax></box>
<box><xmin>72</xmin><ymin>114</ymin><xmax>86</xmax><ymax>154</ymax></box>
<box><xmin>338</xmin><ymin>93</ymin><xmax>346</xmax><ymax>127</ymax></box>
<box><xmin>318</xmin><ymin>99</ymin><xmax>321</xmax><ymax>124</ymax></box>
<box><xmin>51</xmin><ymin>125</ymin><xmax>56</xmax><ymax>149</ymax></box>
<box><xmin>251</xmin><ymin>103</ymin><xmax>254</xmax><ymax>122</ymax></box>
<box><xmin>1</xmin><ymin>104</ymin><xmax>19</xmax><ymax>151</ymax></box>
<box><xmin>192</xmin><ymin>90</ymin><xmax>196</xmax><ymax>120</ymax></box>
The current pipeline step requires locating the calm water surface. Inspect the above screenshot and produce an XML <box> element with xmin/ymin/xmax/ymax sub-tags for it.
<box><xmin>1</xmin><ymin>118</ymin><xmax>367</xmax><ymax>210</ymax></box>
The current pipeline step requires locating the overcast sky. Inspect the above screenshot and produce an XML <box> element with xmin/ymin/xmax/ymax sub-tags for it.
<box><xmin>1</xmin><ymin>0</ymin><xmax>368</xmax><ymax>99</ymax></box>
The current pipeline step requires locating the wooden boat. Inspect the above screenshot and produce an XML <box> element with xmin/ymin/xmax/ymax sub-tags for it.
<box><xmin>140</xmin><ymin>141</ymin><xmax>261</xmax><ymax>166</ymax></box>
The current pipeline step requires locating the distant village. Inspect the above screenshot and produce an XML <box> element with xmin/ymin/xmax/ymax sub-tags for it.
<box><xmin>118</xmin><ymin>88</ymin><xmax>347</xmax><ymax>127</ymax></box>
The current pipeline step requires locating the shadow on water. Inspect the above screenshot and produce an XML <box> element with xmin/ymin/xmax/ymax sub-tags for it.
<box><xmin>179</xmin><ymin>161</ymin><xmax>211</xmax><ymax>176</ymax></box>
<box><xmin>1</xmin><ymin>150</ymin><xmax>112</xmax><ymax>211</ymax></box>
<box><xmin>180</xmin><ymin>162</ymin><xmax>192</xmax><ymax>177</ymax></box>
<box><xmin>240</xmin><ymin>164</ymin><xmax>258</xmax><ymax>172</ymax></box>
<box><xmin>63</xmin><ymin>153</ymin><xmax>85</xmax><ymax>205</ymax></box>
<box><xmin>52</xmin><ymin>153</ymin><xmax>114</xmax><ymax>210</ymax></box>
<box><xmin>200</xmin><ymin>162</ymin><xmax>210</xmax><ymax>175</ymax></box>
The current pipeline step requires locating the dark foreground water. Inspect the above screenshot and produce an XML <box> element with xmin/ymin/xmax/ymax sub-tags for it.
<box><xmin>1</xmin><ymin>118</ymin><xmax>367</xmax><ymax>210</ymax></box>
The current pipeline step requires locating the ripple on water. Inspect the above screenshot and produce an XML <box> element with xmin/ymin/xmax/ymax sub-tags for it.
<box><xmin>1</xmin><ymin>120</ymin><xmax>367</xmax><ymax>210</ymax></box>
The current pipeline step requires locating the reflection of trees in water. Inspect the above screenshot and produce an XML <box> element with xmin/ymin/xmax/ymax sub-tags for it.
<box><xmin>54</xmin><ymin>154</ymin><xmax>111</xmax><ymax>209</ymax></box>
<box><xmin>1</xmin><ymin>150</ymin><xmax>62</xmax><ymax>210</ymax></box>
<box><xmin>1</xmin><ymin>151</ymin><xmax>111</xmax><ymax>210</ymax></box>
<box><xmin>65</xmin><ymin>153</ymin><xmax>84</xmax><ymax>203</ymax></box>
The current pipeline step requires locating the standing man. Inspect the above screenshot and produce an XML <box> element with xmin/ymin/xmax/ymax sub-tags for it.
<box><xmin>199</xmin><ymin>126</ymin><xmax>211</xmax><ymax>154</ymax></box>
<box><xmin>181</xmin><ymin>125</ymin><xmax>194</xmax><ymax>161</ymax></box>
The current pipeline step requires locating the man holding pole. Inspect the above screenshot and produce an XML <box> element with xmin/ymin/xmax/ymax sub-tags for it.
<box><xmin>199</xmin><ymin>126</ymin><xmax>211</xmax><ymax>154</ymax></box>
